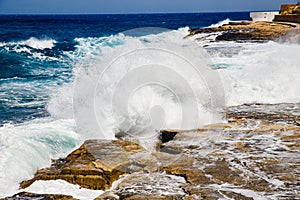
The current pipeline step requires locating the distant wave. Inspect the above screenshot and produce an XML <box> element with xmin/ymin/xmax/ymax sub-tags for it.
<box><xmin>0</xmin><ymin>37</ymin><xmax>62</xmax><ymax>61</ymax></box>
<box><xmin>0</xmin><ymin>37</ymin><xmax>56</xmax><ymax>50</ymax></box>
<box><xmin>208</xmin><ymin>18</ymin><xmax>231</xmax><ymax>28</ymax></box>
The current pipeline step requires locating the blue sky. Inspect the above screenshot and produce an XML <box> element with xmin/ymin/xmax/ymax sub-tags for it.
<box><xmin>0</xmin><ymin>0</ymin><xmax>297</xmax><ymax>14</ymax></box>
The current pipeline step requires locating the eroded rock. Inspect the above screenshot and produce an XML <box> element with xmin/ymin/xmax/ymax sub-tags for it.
<box><xmin>17</xmin><ymin>103</ymin><xmax>300</xmax><ymax>200</ymax></box>
<box><xmin>20</xmin><ymin>140</ymin><xmax>147</xmax><ymax>190</ymax></box>
<box><xmin>97</xmin><ymin>172</ymin><xmax>186</xmax><ymax>200</ymax></box>
<box><xmin>188</xmin><ymin>21</ymin><xmax>299</xmax><ymax>42</ymax></box>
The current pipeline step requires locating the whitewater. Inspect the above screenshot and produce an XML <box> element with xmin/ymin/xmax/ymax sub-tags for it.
<box><xmin>0</xmin><ymin>17</ymin><xmax>299</xmax><ymax>198</ymax></box>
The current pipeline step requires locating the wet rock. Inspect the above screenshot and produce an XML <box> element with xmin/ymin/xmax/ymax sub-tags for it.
<box><xmin>219</xmin><ymin>191</ymin><xmax>254</xmax><ymax>200</ymax></box>
<box><xmin>1</xmin><ymin>192</ymin><xmax>76</xmax><ymax>200</ymax></box>
<box><xmin>204</xmin><ymin>159</ymin><xmax>245</xmax><ymax>185</ymax></box>
<box><xmin>94</xmin><ymin>192</ymin><xmax>119</xmax><ymax>200</ymax></box>
<box><xmin>188</xmin><ymin>21</ymin><xmax>299</xmax><ymax>42</ymax></box>
<box><xmin>17</xmin><ymin>103</ymin><xmax>300</xmax><ymax>200</ymax></box>
<box><xmin>160</xmin><ymin>155</ymin><xmax>211</xmax><ymax>185</ymax></box>
<box><xmin>96</xmin><ymin>173</ymin><xmax>186</xmax><ymax>200</ymax></box>
<box><xmin>226</xmin><ymin>103</ymin><xmax>300</xmax><ymax>125</ymax></box>
<box><xmin>160</xmin><ymin>130</ymin><xmax>179</xmax><ymax>143</ymax></box>
<box><xmin>160</xmin><ymin>105</ymin><xmax>300</xmax><ymax>199</ymax></box>
<box><xmin>182</xmin><ymin>186</ymin><xmax>221</xmax><ymax>200</ymax></box>
<box><xmin>20</xmin><ymin>140</ymin><xmax>147</xmax><ymax>190</ymax></box>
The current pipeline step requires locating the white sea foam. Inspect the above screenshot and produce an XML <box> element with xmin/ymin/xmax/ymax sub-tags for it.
<box><xmin>0</xmin><ymin>37</ymin><xmax>58</xmax><ymax>62</ymax></box>
<box><xmin>217</xmin><ymin>184</ymin><xmax>268</xmax><ymax>200</ymax></box>
<box><xmin>208</xmin><ymin>18</ymin><xmax>231</xmax><ymax>28</ymax></box>
<box><xmin>48</xmin><ymin>28</ymin><xmax>225</xmax><ymax>143</ymax></box>
<box><xmin>21</xmin><ymin>180</ymin><xmax>103</xmax><ymax>200</ymax></box>
<box><xmin>1</xmin><ymin>37</ymin><xmax>56</xmax><ymax>50</ymax></box>
<box><xmin>214</xmin><ymin>41</ymin><xmax>300</xmax><ymax>106</ymax></box>
<box><xmin>0</xmin><ymin>118</ymin><xmax>81</xmax><ymax>198</ymax></box>
<box><xmin>20</xmin><ymin>37</ymin><xmax>56</xmax><ymax>50</ymax></box>
<box><xmin>49</xmin><ymin>27</ymin><xmax>300</xmax><ymax>145</ymax></box>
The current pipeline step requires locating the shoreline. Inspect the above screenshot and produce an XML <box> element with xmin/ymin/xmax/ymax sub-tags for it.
<box><xmin>1</xmin><ymin>11</ymin><xmax>300</xmax><ymax>200</ymax></box>
<box><xmin>187</xmin><ymin>21</ymin><xmax>300</xmax><ymax>43</ymax></box>
<box><xmin>4</xmin><ymin>103</ymin><xmax>298</xmax><ymax>200</ymax></box>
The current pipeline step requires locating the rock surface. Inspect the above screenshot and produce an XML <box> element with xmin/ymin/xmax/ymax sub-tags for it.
<box><xmin>20</xmin><ymin>140</ymin><xmax>147</xmax><ymax>190</ymax></box>
<box><xmin>188</xmin><ymin>21</ymin><xmax>300</xmax><ymax>42</ymax></box>
<box><xmin>15</xmin><ymin>103</ymin><xmax>300</xmax><ymax>200</ymax></box>
<box><xmin>1</xmin><ymin>192</ymin><xmax>77</xmax><ymax>200</ymax></box>
<box><xmin>96</xmin><ymin>173</ymin><xmax>186</xmax><ymax>200</ymax></box>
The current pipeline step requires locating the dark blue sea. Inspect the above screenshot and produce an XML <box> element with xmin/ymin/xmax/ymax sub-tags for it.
<box><xmin>0</xmin><ymin>12</ymin><xmax>249</xmax><ymax>125</ymax></box>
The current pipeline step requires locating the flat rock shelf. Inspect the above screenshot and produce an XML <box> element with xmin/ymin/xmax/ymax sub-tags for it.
<box><xmin>187</xmin><ymin>21</ymin><xmax>300</xmax><ymax>43</ymax></box>
<box><xmin>3</xmin><ymin>103</ymin><xmax>298</xmax><ymax>200</ymax></box>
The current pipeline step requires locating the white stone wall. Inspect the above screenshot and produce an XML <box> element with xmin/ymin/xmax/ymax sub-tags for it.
<box><xmin>250</xmin><ymin>12</ymin><xmax>279</xmax><ymax>22</ymax></box>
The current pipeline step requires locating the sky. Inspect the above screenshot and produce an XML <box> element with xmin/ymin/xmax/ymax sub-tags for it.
<box><xmin>0</xmin><ymin>0</ymin><xmax>298</xmax><ymax>14</ymax></box>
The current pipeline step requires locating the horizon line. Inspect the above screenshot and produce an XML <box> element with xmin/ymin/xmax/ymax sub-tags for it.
<box><xmin>0</xmin><ymin>9</ymin><xmax>279</xmax><ymax>15</ymax></box>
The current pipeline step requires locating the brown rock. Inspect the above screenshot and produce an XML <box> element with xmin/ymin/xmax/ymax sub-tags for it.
<box><xmin>0</xmin><ymin>192</ymin><xmax>77</xmax><ymax>200</ymax></box>
<box><xmin>188</xmin><ymin>21</ymin><xmax>299</xmax><ymax>42</ymax></box>
<box><xmin>161</xmin><ymin>157</ymin><xmax>211</xmax><ymax>185</ymax></box>
<box><xmin>204</xmin><ymin>159</ymin><xmax>245</xmax><ymax>185</ymax></box>
<box><xmin>182</xmin><ymin>186</ymin><xmax>221</xmax><ymax>200</ymax></box>
<box><xmin>20</xmin><ymin>140</ymin><xmax>147</xmax><ymax>190</ymax></box>
<box><xmin>96</xmin><ymin>172</ymin><xmax>187</xmax><ymax>200</ymax></box>
<box><xmin>17</xmin><ymin>103</ymin><xmax>300</xmax><ymax>200</ymax></box>
<box><xmin>220</xmin><ymin>191</ymin><xmax>254</xmax><ymax>200</ymax></box>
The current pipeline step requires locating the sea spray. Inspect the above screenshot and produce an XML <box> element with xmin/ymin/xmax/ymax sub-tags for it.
<box><xmin>0</xmin><ymin>118</ymin><xmax>80</xmax><ymax>197</ymax></box>
<box><xmin>47</xmin><ymin>28</ymin><xmax>225</xmax><ymax>151</ymax></box>
<box><xmin>208</xmin><ymin>18</ymin><xmax>231</xmax><ymax>28</ymax></box>
<box><xmin>0</xmin><ymin>13</ymin><xmax>276</xmax><ymax>198</ymax></box>
<box><xmin>212</xmin><ymin>41</ymin><xmax>300</xmax><ymax>106</ymax></box>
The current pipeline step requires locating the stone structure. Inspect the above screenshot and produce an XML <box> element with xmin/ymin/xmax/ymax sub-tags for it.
<box><xmin>250</xmin><ymin>11</ymin><xmax>279</xmax><ymax>22</ymax></box>
<box><xmin>274</xmin><ymin>4</ymin><xmax>300</xmax><ymax>23</ymax></box>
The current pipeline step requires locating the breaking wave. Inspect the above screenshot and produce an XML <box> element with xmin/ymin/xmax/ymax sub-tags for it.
<box><xmin>208</xmin><ymin>18</ymin><xmax>231</xmax><ymax>28</ymax></box>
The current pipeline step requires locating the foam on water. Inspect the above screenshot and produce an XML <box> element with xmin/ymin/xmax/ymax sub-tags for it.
<box><xmin>208</xmin><ymin>18</ymin><xmax>231</xmax><ymax>28</ymax></box>
<box><xmin>0</xmin><ymin>37</ymin><xmax>61</xmax><ymax>62</ymax></box>
<box><xmin>0</xmin><ymin>37</ymin><xmax>56</xmax><ymax>50</ymax></box>
<box><xmin>48</xmin><ymin>28</ymin><xmax>225</xmax><ymax>144</ymax></box>
<box><xmin>0</xmin><ymin>28</ymin><xmax>222</xmax><ymax>196</ymax></box>
<box><xmin>212</xmin><ymin>41</ymin><xmax>300</xmax><ymax>106</ymax></box>
<box><xmin>48</xmin><ymin>27</ymin><xmax>300</xmax><ymax>146</ymax></box>
<box><xmin>0</xmin><ymin>118</ymin><xmax>80</xmax><ymax>197</ymax></box>
<box><xmin>21</xmin><ymin>180</ymin><xmax>103</xmax><ymax>200</ymax></box>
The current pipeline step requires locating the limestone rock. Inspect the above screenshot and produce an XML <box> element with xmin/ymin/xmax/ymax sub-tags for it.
<box><xmin>16</xmin><ymin>103</ymin><xmax>300</xmax><ymax>200</ymax></box>
<box><xmin>159</xmin><ymin>104</ymin><xmax>300</xmax><ymax>199</ymax></box>
<box><xmin>96</xmin><ymin>172</ymin><xmax>186</xmax><ymax>200</ymax></box>
<box><xmin>188</xmin><ymin>21</ymin><xmax>299</xmax><ymax>42</ymax></box>
<box><xmin>20</xmin><ymin>140</ymin><xmax>147</xmax><ymax>190</ymax></box>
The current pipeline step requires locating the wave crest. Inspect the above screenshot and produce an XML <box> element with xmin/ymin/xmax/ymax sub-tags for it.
<box><xmin>208</xmin><ymin>18</ymin><xmax>231</xmax><ymax>28</ymax></box>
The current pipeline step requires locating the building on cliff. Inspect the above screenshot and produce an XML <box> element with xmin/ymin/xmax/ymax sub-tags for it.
<box><xmin>273</xmin><ymin>3</ymin><xmax>300</xmax><ymax>23</ymax></box>
<box><xmin>250</xmin><ymin>12</ymin><xmax>279</xmax><ymax>22</ymax></box>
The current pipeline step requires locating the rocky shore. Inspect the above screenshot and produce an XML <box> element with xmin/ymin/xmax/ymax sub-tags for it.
<box><xmin>3</xmin><ymin>103</ymin><xmax>299</xmax><ymax>200</ymax></box>
<box><xmin>187</xmin><ymin>21</ymin><xmax>300</xmax><ymax>43</ymax></box>
<box><xmin>2</xmin><ymin>13</ymin><xmax>300</xmax><ymax>200</ymax></box>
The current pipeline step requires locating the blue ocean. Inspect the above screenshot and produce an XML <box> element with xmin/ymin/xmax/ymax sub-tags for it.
<box><xmin>0</xmin><ymin>12</ymin><xmax>249</xmax><ymax>124</ymax></box>
<box><xmin>1</xmin><ymin>12</ymin><xmax>300</xmax><ymax>197</ymax></box>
